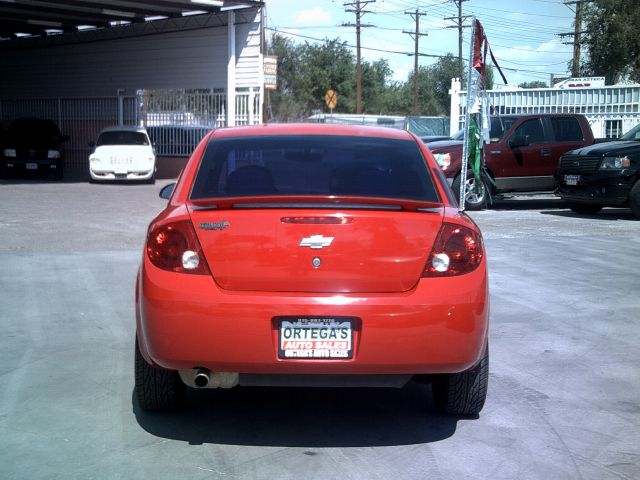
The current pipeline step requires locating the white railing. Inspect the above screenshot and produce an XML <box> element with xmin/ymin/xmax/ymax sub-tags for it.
<box><xmin>451</xmin><ymin>78</ymin><xmax>640</xmax><ymax>138</ymax></box>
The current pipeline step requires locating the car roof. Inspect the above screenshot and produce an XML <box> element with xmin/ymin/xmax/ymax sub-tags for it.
<box><xmin>99</xmin><ymin>126</ymin><xmax>148</xmax><ymax>134</ymax></box>
<box><xmin>211</xmin><ymin>123</ymin><xmax>416</xmax><ymax>140</ymax></box>
<box><xmin>147</xmin><ymin>124</ymin><xmax>211</xmax><ymax>129</ymax></box>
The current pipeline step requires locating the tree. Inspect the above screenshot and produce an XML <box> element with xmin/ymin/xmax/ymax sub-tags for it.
<box><xmin>361</xmin><ymin>59</ymin><xmax>395</xmax><ymax>113</ymax></box>
<box><xmin>268</xmin><ymin>34</ymin><xmax>357</xmax><ymax>120</ymax></box>
<box><xmin>266</xmin><ymin>35</ymin><xmax>489</xmax><ymax>119</ymax></box>
<box><xmin>581</xmin><ymin>0</ymin><xmax>640</xmax><ymax>84</ymax></box>
<box><xmin>268</xmin><ymin>34</ymin><xmax>305</xmax><ymax>121</ymax></box>
<box><xmin>296</xmin><ymin>39</ymin><xmax>356</xmax><ymax>115</ymax></box>
<box><xmin>518</xmin><ymin>81</ymin><xmax>548</xmax><ymax>88</ymax></box>
<box><xmin>428</xmin><ymin>54</ymin><xmax>461</xmax><ymax>116</ymax></box>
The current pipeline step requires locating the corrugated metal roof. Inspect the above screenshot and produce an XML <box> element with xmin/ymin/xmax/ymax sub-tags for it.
<box><xmin>0</xmin><ymin>0</ymin><xmax>262</xmax><ymax>40</ymax></box>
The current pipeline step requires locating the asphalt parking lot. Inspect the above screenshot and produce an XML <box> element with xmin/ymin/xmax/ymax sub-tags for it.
<box><xmin>1</xmin><ymin>178</ymin><xmax>639</xmax><ymax>480</ymax></box>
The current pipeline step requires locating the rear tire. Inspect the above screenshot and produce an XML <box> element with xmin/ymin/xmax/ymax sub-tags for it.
<box><xmin>630</xmin><ymin>181</ymin><xmax>640</xmax><ymax>219</ymax></box>
<box><xmin>432</xmin><ymin>346</ymin><xmax>489</xmax><ymax>416</ymax></box>
<box><xmin>568</xmin><ymin>203</ymin><xmax>602</xmax><ymax>215</ymax></box>
<box><xmin>452</xmin><ymin>170</ymin><xmax>490</xmax><ymax>210</ymax></box>
<box><xmin>134</xmin><ymin>338</ymin><xmax>185</xmax><ymax>412</ymax></box>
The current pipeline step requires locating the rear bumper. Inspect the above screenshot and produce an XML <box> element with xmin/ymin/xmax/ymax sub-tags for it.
<box><xmin>136</xmin><ymin>257</ymin><xmax>489</xmax><ymax>376</ymax></box>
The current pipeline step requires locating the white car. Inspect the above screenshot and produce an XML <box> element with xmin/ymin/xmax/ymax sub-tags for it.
<box><xmin>89</xmin><ymin>126</ymin><xmax>156</xmax><ymax>183</ymax></box>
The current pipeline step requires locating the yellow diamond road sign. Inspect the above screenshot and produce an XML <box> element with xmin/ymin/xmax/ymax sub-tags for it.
<box><xmin>325</xmin><ymin>90</ymin><xmax>337</xmax><ymax>110</ymax></box>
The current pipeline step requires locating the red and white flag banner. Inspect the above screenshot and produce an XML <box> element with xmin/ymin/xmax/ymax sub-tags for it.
<box><xmin>472</xmin><ymin>19</ymin><xmax>508</xmax><ymax>85</ymax></box>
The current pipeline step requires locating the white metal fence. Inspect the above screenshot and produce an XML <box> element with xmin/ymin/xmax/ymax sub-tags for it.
<box><xmin>451</xmin><ymin>80</ymin><xmax>640</xmax><ymax>138</ymax></box>
<box><xmin>0</xmin><ymin>88</ymin><xmax>261</xmax><ymax>171</ymax></box>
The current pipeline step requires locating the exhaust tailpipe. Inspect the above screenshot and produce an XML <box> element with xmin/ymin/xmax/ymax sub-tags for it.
<box><xmin>194</xmin><ymin>368</ymin><xmax>210</xmax><ymax>388</ymax></box>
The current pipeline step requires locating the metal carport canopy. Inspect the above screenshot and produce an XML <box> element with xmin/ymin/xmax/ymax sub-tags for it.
<box><xmin>0</xmin><ymin>0</ymin><xmax>262</xmax><ymax>40</ymax></box>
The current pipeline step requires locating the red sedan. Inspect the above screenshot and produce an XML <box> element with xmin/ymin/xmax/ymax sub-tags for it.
<box><xmin>135</xmin><ymin>123</ymin><xmax>489</xmax><ymax>415</ymax></box>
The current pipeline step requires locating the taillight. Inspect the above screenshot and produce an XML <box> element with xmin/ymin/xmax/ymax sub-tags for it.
<box><xmin>146</xmin><ymin>220</ymin><xmax>211</xmax><ymax>275</ymax></box>
<box><xmin>423</xmin><ymin>223</ymin><xmax>484</xmax><ymax>277</ymax></box>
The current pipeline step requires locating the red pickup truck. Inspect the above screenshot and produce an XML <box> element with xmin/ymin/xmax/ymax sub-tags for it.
<box><xmin>427</xmin><ymin>114</ymin><xmax>594</xmax><ymax>209</ymax></box>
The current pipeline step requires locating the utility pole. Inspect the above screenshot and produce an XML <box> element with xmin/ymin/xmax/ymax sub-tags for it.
<box><xmin>404</xmin><ymin>10</ymin><xmax>428</xmax><ymax>115</ymax></box>
<box><xmin>344</xmin><ymin>0</ymin><xmax>375</xmax><ymax>114</ymax></box>
<box><xmin>558</xmin><ymin>0</ymin><xmax>591</xmax><ymax>77</ymax></box>
<box><xmin>445</xmin><ymin>0</ymin><xmax>470</xmax><ymax>81</ymax></box>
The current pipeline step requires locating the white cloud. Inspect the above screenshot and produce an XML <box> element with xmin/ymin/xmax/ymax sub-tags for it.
<box><xmin>294</xmin><ymin>7</ymin><xmax>331</xmax><ymax>26</ymax></box>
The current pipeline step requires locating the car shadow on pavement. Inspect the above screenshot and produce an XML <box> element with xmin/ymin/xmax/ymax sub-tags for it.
<box><xmin>0</xmin><ymin>171</ymin><xmax>89</xmax><ymax>183</ymax></box>
<box><xmin>133</xmin><ymin>382</ymin><xmax>463</xmax><ymax>447</ymax></box>
<box><xmin>540</xmin><ymin>208</ymin><xmax>635</xmax><ymax>221</ymax></box>
<box><xmin>489</xmin><ymin>197</ymin><xmax>566</xmax><ymax>211</ymax></box>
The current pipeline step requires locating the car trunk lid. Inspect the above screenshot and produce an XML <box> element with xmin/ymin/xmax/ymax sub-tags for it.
<box><xmin>189</xmin><ymin>202</ymin><xmax>443</xmax><ymax>293</ymax></box>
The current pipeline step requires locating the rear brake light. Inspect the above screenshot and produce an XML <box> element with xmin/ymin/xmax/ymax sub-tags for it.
<box><xmin>146</xmin><ymin>220</ymin><xmax>211</xmax><ymax>275</ymax></box>
<box><xmin>281</xmin><ymin>216</ymin><xmax>353</xmax><ymax>224</ymax></box>
<box><xmin>423</xmin><ymin>223</ymin><xmax>484</xmax><ymax>277</ymax></box>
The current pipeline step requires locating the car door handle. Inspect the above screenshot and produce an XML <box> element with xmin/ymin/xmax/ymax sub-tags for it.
<box><xmin>541</xmin><ymin>148</ymin><xmax>552</xmax><ymax>157</ymax></box>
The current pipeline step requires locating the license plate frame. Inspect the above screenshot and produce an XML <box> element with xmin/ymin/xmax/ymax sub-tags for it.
<box><xmin>26</xmin><ymin>162</ymin><xmax>38</xmax><ymax>170</ymax></box>
<box><xmin>278</xmin><ymin>317</ymin><xmax>354</xmax><ymax>359</ymax></box>
<box><xmin>564</xmin><ymin>174</ymin><xmax>580</xmax><ymax>186</ymax></box>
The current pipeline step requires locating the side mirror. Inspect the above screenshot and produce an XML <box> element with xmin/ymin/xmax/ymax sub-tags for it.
<box><xmin>159</xmin><ymin>182</ymin><xmax>175</xmax><ymax>200</ymax></box>
<box><xmin>509</xmin><ymin>135</ymin><xmax>530</xmax><ymax>148</ymax></box>
<box><xmin>88</xmin><ymin>141</ymin><xmax>96</xmax><ymax>148</ymax></box>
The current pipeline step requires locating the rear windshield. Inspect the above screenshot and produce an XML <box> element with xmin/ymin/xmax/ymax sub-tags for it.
<box><xmin>190</xmin><ymin>135</ymin><xmax>439</xmax><ymax>201</ymax></box>
<box><xmin>97</xmin><ymin>131</ymin><xmax>149</xmax><ymax>146</ymax></box>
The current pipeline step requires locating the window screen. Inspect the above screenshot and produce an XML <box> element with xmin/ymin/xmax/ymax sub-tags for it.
<box><xmin>190</xmin><ymin>135</ymin><xmax>438</xmax><ymax>202</ymax></box>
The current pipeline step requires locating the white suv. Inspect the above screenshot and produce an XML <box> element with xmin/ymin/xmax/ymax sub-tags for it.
<box><xmin>89</xmin><ymin>126</ymin><xmax>156</xmax><ymax>183</ymax></box>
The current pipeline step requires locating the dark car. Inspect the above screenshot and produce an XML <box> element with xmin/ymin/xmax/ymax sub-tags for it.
<box><xmin>2</xmin><ymin>119</ymin><xmax>69</xmax><ymax>180</ymax></box>
<box><xmin>556</xmin><ymin>123</ymin><xmax>640</xmax><ymax>218</ymax></box>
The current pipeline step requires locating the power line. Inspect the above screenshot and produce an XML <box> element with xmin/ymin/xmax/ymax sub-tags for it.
<box><xmin>267</xmin><ymin>26</ymin><xmax>446</xmax><ymax>58</ymax></box>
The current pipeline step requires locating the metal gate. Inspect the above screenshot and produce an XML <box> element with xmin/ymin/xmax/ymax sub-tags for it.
<box><xmin>0</xmin><ymin>96</ymin><xmax>137</xmax><ymax>171</ymax></box>
<box><xmin>1</xmin><ymin>88</ymin><xmax>261</xmax><ymax>172</ymax></box>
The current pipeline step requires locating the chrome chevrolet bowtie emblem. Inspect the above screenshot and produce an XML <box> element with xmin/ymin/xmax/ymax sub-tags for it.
<box><xmin>299</xmin><ymin>235</ymin><xmax>334</xmax><ymax>249</ymax></box>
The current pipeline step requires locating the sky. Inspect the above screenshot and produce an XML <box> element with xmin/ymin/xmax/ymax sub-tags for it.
<box><xmin>264</xmin><ymin>0</ymin><xmax>578</xmax><ymax>88</ymax></box>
